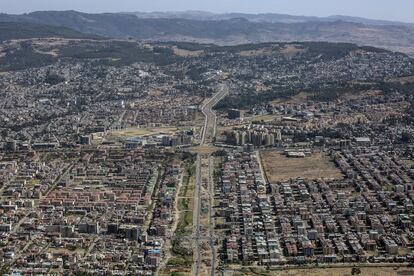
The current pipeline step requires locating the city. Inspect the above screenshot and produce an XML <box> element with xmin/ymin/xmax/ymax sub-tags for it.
<box><xmin>1</xmin><ymin>2</ymin><xmax>414</xmax><ymax>276</ymax></box>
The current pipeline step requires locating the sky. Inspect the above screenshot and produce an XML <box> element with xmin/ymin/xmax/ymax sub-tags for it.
<box><xmin>1</xmin><ymin>0</ymin><xmax>414</xmax><ymax>23</ymax></box>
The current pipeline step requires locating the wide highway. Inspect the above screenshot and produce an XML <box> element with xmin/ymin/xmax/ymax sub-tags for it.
<box><xmin>192</xmin><ymin>83</ymin><xmax>229</xmax><ymax>276</ymax></box>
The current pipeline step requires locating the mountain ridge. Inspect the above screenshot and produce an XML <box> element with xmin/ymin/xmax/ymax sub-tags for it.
<box><xmin>0</xmin><ymin>21</ymin><xmax>102</xmax><ymax>41</ymax></box>
<box><xmin>126</xmin><ymin>10</ymin><xmax>414</xmax><ymax>26</ymax></box>
<box><xmin>1</xmin><ymin>10</ymin><xmax>414</xmax><ymax>56</ymax></box>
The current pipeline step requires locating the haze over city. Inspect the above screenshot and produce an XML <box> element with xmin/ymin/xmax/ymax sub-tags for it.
<box><xmin>1</xmin><ymin>0</ymin><xmax>414</xmax><ymax>23</ymax></box>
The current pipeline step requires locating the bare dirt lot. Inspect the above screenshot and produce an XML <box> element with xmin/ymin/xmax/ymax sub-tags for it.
<box><xmin>188</xmin><ymin>145</ymin><xmax>219</xmax><ymax>155</ymax></box>
<box><xmin>261</xmin><ymin>150</ymin><xmax>343</xmax><ymax>182</ymax></box>
<box><xmin>173</xmin><ymin>46</ymin><xmax>204</xmax><ymax>57</ymax></box>
<box><xmin>106</xmin><ymin>126</ymin><xmax>178</xmax><ymax>139</ymax></box>
<box><xmin>403</xmin><ymin>159</ymin><xmax>414</xmax><ymax>168</ymax></box>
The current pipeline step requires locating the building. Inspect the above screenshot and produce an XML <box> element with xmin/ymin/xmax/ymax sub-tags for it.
<box><xmin>79</xmin><ymin>135</ymin><xmax>91</xmax><ymax>145</ymax></box>
<box><xmin>354</xmin><ymin>137</ymin><xmax>371</xmax><ymax>146</ymax></box>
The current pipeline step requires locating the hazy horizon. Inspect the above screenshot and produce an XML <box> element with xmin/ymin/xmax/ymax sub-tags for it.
<box><xmin>1</xmin><ymin>0</ymin><xmax>414</xmax><ymax>23</ymax></box>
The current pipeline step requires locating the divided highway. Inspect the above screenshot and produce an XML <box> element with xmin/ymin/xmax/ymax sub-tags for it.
<box><xmin>192</xmin><ymin>83</ymin><xmax>229</xmax><ymax>276</ymax></box>
<box><xmin>200</xmin><ymin>83</ymin><xmax>229</xmax><ymax>145</ymax></box>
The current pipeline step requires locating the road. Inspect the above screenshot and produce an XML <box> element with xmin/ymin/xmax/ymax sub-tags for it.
<box><xmin>200</xmin><ymin>83</ymin><xmax>229</xmax><ymax>145</ymax></box>
<box><xmin>192</xmin><ymin>83</ymin><xmax>229</xmax><ymax>276</ymax></box>
<box><xmin>256</xmin><ymin>150</ymin><xmax>269</xmax><ymax>185</ymax></box>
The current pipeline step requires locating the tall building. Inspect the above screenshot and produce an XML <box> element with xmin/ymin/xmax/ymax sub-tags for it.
<box><xmin>171</xmin><ymin>136</ymin><xmax>181</xmax><ymax>147</ymax></box>
<box><xmin>162</xmin><ymin>136</ymin><xmax>171</xmax><ymax>146</ymax></box>
<box><xmin>252</xmin><ymin>132</ymin><xmax>263</xmax><ymax>147</ymax></box>
<box><xmin>234</xmin><ymin>131</ymin><xmax>240</xmax><ymax>145</ymax></box>
<box><xmin>276</xmin><ymin>130</ymin><xmax>282</xmax><ymax>141</ymax></box>
<box><xmin>265</xmin><ymin>134</ymin><xmax>275</xmax><ymax>147</ymax></box>
<box><xmin>269</xmin><ymin>134</ymin><xmax>275</xmax><ymax>146</ymax></box>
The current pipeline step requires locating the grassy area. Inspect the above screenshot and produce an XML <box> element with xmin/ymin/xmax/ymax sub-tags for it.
<box><xmin>26</xmin><ymin>178</ymin><xmax>40</xmax><ymax>188</ymax></box>
<box><xmin>173</xmin><ymin>46</ymin><xmax>204</xmax><ymax>57</ymax></box>
<box><xmin>239</xmin><ymin>47</ymin><xmax>274</xmax><ymax>57</ymax></box>
<box><xmin>168</xmin><ymin>237</ymin><xmax>193</xmax><ymax>269</ymax></box>
<box><xmin>169</xmin><ymin>238</ymin><xmax>193</xmax><ymax>265</ymax></box>
<box><xmin>109</xmin><ymin>128</ymin><xmax>152</xmax><ymax>137</ymax></box>
<box><xmin>146</xmin><ymin>202</ymin><xmax>155</xmax><ymax>212</ymax></box>
<box><xmin>167</xmin><ymin>257</ymin><xmax>192</xmax><ymax>266</ymax></box>
<box><xmin>179</xmin><ymin>164</ymin><xmax>196</xmax><ymax>197</ymax></box>
<box><xmin>179</xmin><ymin>198</ymin><xmax>190</xmax><ymax>210</ymax></box>
<box><xmin>188</xmin><ymin>145</ymin><xmax>220</xmax><ymax>155</ymax></box>
<box><xmin>176</xmin><ymin>210</ymin><xmax>193</xmax><ymax>236</ymax></box>
<box><xmin>163</xmin><ymin>160</ymin><xmax>195</xmax><ymax>274</ymax></box>
<box><xmin>179</xmin><ymin>175</ymin><xmax>190</xmax><ymax>197</ymax></box>
<box><xmin>234</xmin><ymin>266</ymin><xmax>414</xmax><ymax>276</ymax></box>
<box><xmin>403</xmin><ymin>159</ymin><xmax>414</xmax><ymax>168</ymax></box>
<box><xmin>159</xmin><ymin>270</ymin><xmax>191</xmax><ymax>276</ymax></box>
<box><xmin>175</xmin><ymin>170</ymin><xmax>194</xmax><ymax>232</ymax></box>
<box><xmin>261</xmin><ymin>150</ymin><xmax>343</xmax><ymax>182</ymax></box>
<box><xmin>384</xmin><ymin>183</ymin><xmax>395</xmax><ymax>192</ymax></box>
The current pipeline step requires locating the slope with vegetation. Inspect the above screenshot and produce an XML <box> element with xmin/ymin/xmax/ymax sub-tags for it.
<box><xmin>1</xmin><ymin>11</ymin><xmax>414</xmax><ymax>55</ymax></box>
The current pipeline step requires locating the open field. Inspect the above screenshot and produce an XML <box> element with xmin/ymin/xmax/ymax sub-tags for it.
<box><xmin>245</xmin><ymin>114</ymin><xmax>279</xmax><ymax>123</ymax></box>
<box><xmin>188</xmin><ymin>145</ymin><xmax>220</xmax><ymax>155</ymax></box>
<box><xmin>279</xmin><ymin>44</ymin><xmax>306</xmax><ymax>57</ymax></box>
<box><xmin>106</xmin><ymin>126</ymin><xmax>178</xmax><ymax>139</ymax></box>
<box><xmin>271</xmin><ymin>92</ymin><xmax>309</xmax><ymax>105</ymax></box>
<box><xmin>403</xmin><ymin>159</ymin><xmax>414</xmax><ymax>168</ymax></box>
<box><xmin>176</xmin><ymin>163</ymin><xmax>196</xmax><ymax>236</ymax></box>
<box><xmin>173</xmin><ymin>46</ymin><xmax>204</xmax><ymax>57</ymax></box>
<box><xmin>239</xmin><ymin>47</ymin><xmax>274</xmax><ymax>57</ymax></box>
<box><xmin>233</xmin><ymin>266</ymin><xmax>414</xmax><ymax>276</ymax></box>
<box><xmin>269</xmin><ymin>89</ymin><xmax>379</xmax><ymax>106</ymax></box>
<box><xmin>261</xmin><ymin>150</ymin><xmax>343</xmax><ymax>182</ymax></box>
<box><xmin>159</xmin><ymin>269</ymin><xmax>191</xmax><ymax>276</ymax></box>
<box><xmin>387</xmin><ymin>74</ymin><xmax>414</xmax><ymax>83</ymax></box>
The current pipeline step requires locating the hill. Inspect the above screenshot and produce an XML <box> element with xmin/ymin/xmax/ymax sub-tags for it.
<box><xmin>129</xmin><ymin>10</ymin><xmax>414</xmax><ymax>26</ymax></box>
<box><xmin>1</xmin><ymin>11</ymin><xmax>414</xmax><ymax>56</ymax></box>
<box><xmin>0</xmin><ymin>22</ymin><xmax>102</xmax><ymax>41</ymax></box>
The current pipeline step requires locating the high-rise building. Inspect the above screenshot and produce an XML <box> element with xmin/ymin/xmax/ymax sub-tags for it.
<box><xmin>276</xmin><ymin>130</ymin><xmax>282</xmax><ymax>141</ymax></box>
<box><xmin>265</xmin><ymin>134</ymin><xmax>275</xmax><ymax>147</ymax></box>
<box><xmin>171</xmin><ymin>136</ymin><xmax>181</xmax><ymax>147</ymax></box>
<box><xmin>162</xmin><ymin>136</ymin><xmax>171</xmax><ymax>146</ymax></box>
<box><xmin>269</xmin><ymin>134</ymin><xmax>275</xmax><ymax>146</ymax></box>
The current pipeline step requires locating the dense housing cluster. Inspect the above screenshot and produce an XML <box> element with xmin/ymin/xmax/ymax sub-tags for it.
<box><xmin>216</xmin><ymin>90</ymin><xmax>414</xmax><ymax>269</ymax></box>
<box><xmin>1</xmin><ymin>38</ymin><xmax>414</xmax><ymax>274</ymax></box>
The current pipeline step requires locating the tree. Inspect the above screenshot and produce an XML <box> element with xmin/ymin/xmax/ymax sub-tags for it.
<box><xmin>212</xmin><ymin>150</ymin><xmax>228</xmax><ymax>157</ymax></box>
<box><xmin>401</xmin><ymin>131</ymin><xmax>413</xmax><ymax>143</ymax></box>
<box><xmin>352</xmin><ymin>267</ymin><xmax>361</xmax><ymax>275</ymax></box>
<box><xmin>44</xmin><ymin>70</ymin><xmax>65</xmax><ymax>85</ymax></box>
